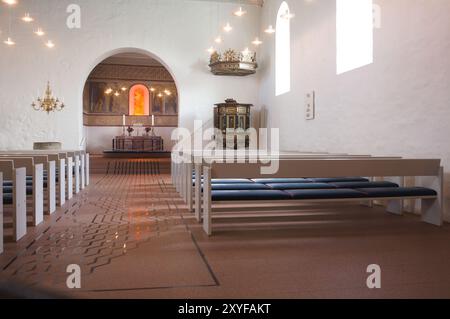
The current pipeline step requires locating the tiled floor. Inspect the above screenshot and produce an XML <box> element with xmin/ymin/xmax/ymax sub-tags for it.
<box><xmin>1</xmin><ymin>158</ymin><xmax>450</xmax><ymax>299</ymax></box>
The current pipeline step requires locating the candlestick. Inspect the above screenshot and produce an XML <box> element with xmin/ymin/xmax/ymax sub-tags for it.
<box><xmin>152</xmin><ymin>115</ymin><xmax>155</xmax><ymax>127</ymax></box>
<box><xmin>122</xmin><ymin>114</ymin><xmax>126</xmax><ymax>126</ymax></box>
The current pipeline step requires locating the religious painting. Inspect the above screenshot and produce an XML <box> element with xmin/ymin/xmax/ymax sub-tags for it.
<box><xmin>164</xmin><ymin>94</ymin><xmax>178</xmax><ymax>115</ymax></box>
<box><xmin>85</xmin><ymin>82</ymin><xmax>127</xmax><ymax>114</ymax></box>
<box><xmin>152</xmin><ymin>93</ymin><xmax>164</xmax><ymax>114</ymax></box>
<box><xmin>129</xmin><ymin>84</ymin><xmax>150</xmax><ymax>116</ymax></box>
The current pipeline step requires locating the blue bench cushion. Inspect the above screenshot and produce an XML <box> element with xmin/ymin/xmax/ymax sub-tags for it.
<box><xmin>356</xmin><ymin>187</ymin><xmax>437</xmax><ymax>198</ymax></box>
<box><xmin>212</xmin><ymin>179</ymin><xmax>254</xmax><ymax>184</ymax></box>
<box><xmin>266</xmin><ymin>183</ymin><xmax>336</xmax><ymax>190</ymax></box>
<box><xmin>309</xmin><ymin>177</ymin><xmax>369</xmax><ymax>183</ymax></box>
<box><xmin>285</xmin><ymin>189</ymin><xmax>367</xmax><ymax>200</ymax></box>
<box><xmin>3</xmin><ymin>193</ymin><xmax>13</xmax><ymax>205</ymax></box>
<box><xmin>252</xmin><ymin>178</ymin><xmax>311</xmax><ymax>184</ymax></box>
<box><xmin>330</xmin><ymin>181</ymin><xmax>399</xmax><ymax>189</ymax></box>
<box><xmin>211</xmin><ymin>183</ymin><xmax>270</xmax><ymax>190</ymax></box>
<box><xmin>212</xmin><ymin>190</ymin><xmax>292</xmax><ymax>201</ymax></box>
<box><xmin>2</xmin><ymin>186</ymin><xmax>33</xmax><ymax>195</ymax></box>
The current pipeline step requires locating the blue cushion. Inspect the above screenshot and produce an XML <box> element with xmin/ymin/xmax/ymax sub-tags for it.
<box><xmin>212</xmin><ymin>190</ymin><xmax>292</xmax><ymax>201</ymax></box>
<box><xmin>211</xmin><ymin>183</ymin><xmax>270</xmax><ymax>190</ymax></box>
<box><xmin>330</xmin><ymin>181</ymin><xmax>399</xmax><ymax>189</ymax></box>
<box><xmin>356</xmin><ymin>187</ymin><xmax>437</xmax><ymax>198</ymax></box>
<box><xmin>252</xmin><ymin>178</ymin><xmax>311</xmax><ymax>184</ymax></box>
<box><xmin>285</xmin><ymin>189</ymin><xmax>367</xmax><ymax>199</ymax></box>
<box><xmin>3</xmin><ymin>193</ymin><xmax>13</xmax><ymax>205</ymax></box>
<box><xmin>212</xmin><ymin>179</ymin><xmax>254</xmax><ymax>184</ymax></box>
<box><xmin>266</xmin><ymin>183</ymin><xmax>336</xmax><ymax>190</ymax></box>
<box><xmin>309</xmin><ymin>177</ymin><xmax>369</xmax><ymax>183</ymax></box>
<box><xmin>2</xmin><ymin>186</ymin><xmax>33</xmax><ymax>195</ymax></box>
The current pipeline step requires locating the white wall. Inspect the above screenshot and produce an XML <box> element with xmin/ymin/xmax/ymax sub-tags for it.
<box><xmin>0</xmin><ymin>0</ymin><xmax>261</xmax><ymax>150</ymax></box>
<box><xmin>259</xmin><ymin>0</ymin><xmax>450</xmax><ymax>220</ymax></box>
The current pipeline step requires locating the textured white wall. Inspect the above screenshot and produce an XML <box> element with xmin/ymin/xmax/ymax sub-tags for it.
<box><xmin>0</xmin><ymin>0</ymin><xmax>261</xmax><ymax>150</ymax></box>
<box><xmin>259</xmin><ymin>0</ymin><xmax>450</xmax><ymax>219</ymax></box>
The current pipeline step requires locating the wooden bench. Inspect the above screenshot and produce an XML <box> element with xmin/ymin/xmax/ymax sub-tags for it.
<box><xmin>0</xmin><ymin>161</ymin><xmax>27</xmax><ymax>242</ymax></box>
<box><xmin>174</xmin><ymin>152</ymin><xmax>402</xmax><ymax>221</ymax></box>
<box><xmin>199</xmin><ymin>158</ymin><xmax>443</xmax><ymax>235</ymax></box>
<box><xmin>0</xmin><ymin>155</ymin><xmax>57</xmax><ymax>216</ymax></box>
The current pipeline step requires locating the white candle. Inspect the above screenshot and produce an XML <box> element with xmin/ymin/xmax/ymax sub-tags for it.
<box><xmin>122</xmin><ymin>114</ymin><xmax>126</xmax><ymax>126</ymax></box>
<box><xmin>152</xmin><ymin>115</ymin><xmax>155</xmax><ymax>127</ymax></box>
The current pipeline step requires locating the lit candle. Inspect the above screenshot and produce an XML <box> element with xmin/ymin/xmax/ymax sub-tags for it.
<box><xmin>152</xmin><ymin>115</ymin><xmax>155</xmax><ymax>127</ymax></box>
<box><xmin>122</xmin><ymin>114</ymin><xmax>126</xmax><ymax>126</ymax></box>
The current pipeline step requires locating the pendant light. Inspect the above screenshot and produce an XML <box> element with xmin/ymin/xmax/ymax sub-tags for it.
<box><xmin>265</xmin><ymin>25</ymin><xmax>276</xmax><ymax>34</ymax></box>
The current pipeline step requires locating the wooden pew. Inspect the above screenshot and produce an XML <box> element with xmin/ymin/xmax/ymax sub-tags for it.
<box><xmin>0</xmin><ymin>161</ymin><xmax>27</xmax><ymax>241</ymax></box>
<box><xmin>0</xmin><ymin>157</ymin><xmax>45</xmax><ymax>224</ymax></box>
<box><xmin>0</xmin><ymin>155</ymin><xmax>56</xmax><ymax>216</ymax></box>
<box><xmin>0</xmin><ymin>150</ymin><xmax>79</xmax><ymax>202</ymax></box>
<box><xmin>180</xmin><ymin>152</ymin><xmax>400</xmax><ymax>221</ymax></box>
<box><xmin>200</xmin><ymin>158</ymin><xmax>443</xmax><ymax>235</ymax></box>
<box><xmin>0</xmin><ymin>172</ymin><xmax>3</xmax><ymax>254</ymax></box>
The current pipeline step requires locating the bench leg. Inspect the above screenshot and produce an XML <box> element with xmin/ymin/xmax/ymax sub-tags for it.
<box><xmin>74</xmin><ymin>156</ymin><xmax>80</xmax><ymax>194</ymax></box>
<box><xmin>59</xmin><ymin>159</ymin><xmax>66</xmax><ymax>207</ymax></box>
<box><xmin>47</xmin><ymin>161</ymin><xmax>56</xmax><ymax>215</ymax></box>
<box><xmin>0</xmin><ymin>173</ymin><xmax>3</xmax><ymax>254</ymax></box>
<box><xmin>67</xmin><ymin>157</ymin><xmax>73</xmax><ymax>200</ymax></box>
<box><xmin>81</xmin><ymin>154</ymin><xmax>86</xmax><ymax>190</ymax></box>
<box><xmin>187</xmin><ymin>163</ymin><xmax>193</xmax><ymax>212</ymax></box>
<box><xmin>13</xmin><ymin>168</ymin><xmax>27</xmax><ymax>242</ymax></box>
<box><xmin>203</xmin><ymin>166</ymin><xmax>212</xmax><ymax>236</ymax></box>
<box><xmin>33</xmin><ymin>164</ymin><xmax>44</xmax><ymax>225</ymax></box>
<box><xmin>420</xmin><ymin>167</ymin><xmax>444</xmax><ymax>226</ymax></box>
<box><xmin>85</xmin><ymin>154</ymin><xmax>90</xmax><ymax>186</ymax></box>
<box><xmin>195</xmin><ymin>163</ymin><xmax>202</xmax><ymax>222</ymax></box>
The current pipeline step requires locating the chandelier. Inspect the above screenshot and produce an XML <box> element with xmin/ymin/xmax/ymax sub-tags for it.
<box><xmin>31</xmin><ymin>82</ymin><xmax>65</xmax><ymax>113</ymax></box>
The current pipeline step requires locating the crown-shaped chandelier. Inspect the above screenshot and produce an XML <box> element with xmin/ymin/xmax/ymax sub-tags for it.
<box><xmin>31</xmin><ymin>82</ymin><xmax>65</xmax><ymax>113</ymax></box>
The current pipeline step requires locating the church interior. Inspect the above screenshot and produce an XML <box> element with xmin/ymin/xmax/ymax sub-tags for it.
<box><xmin>1</xmin><ymin>0</ymin><xmax>450</xmax><ymax>299</ymax></box>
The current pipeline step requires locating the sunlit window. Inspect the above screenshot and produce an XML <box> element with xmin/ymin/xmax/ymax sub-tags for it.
<box><xmin>336</xmin><ymin>0</ymin><xmax>373</xmax><ymax>75</ymax></box>
<box><xmin>276</xmin><ymin>1</ymin><xmax>291</xmax><ymax>96</ymax></box>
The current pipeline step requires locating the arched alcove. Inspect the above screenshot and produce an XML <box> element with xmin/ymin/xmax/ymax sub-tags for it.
<box><xmin>81</xmin><ymin>49</ymin><xmax>179</xmax><ymax>155</ymax></box>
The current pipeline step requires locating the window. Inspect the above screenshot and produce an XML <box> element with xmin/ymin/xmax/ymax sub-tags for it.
<box><xmin>129</xmin><ymin>84</ymin><xmax>150</xmax><ymax>116</ymax></box>
<box><xmin>276</xmin><ymin>2</ymin><xmax>291</xmax><ymax>96</ymax></box>
<box><xmin>336</xmin><ymin>0</ymin><xmax>373</xmax><ymax>75</ymax></box>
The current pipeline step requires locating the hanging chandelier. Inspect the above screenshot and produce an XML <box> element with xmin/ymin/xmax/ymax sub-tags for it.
<box><xmin>31</xmin><ymin>81</ymin><xmax>65</xmax><ymax>113</ymax></box>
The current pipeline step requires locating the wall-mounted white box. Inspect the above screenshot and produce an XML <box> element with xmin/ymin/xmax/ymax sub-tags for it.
<box><xmin>305</xmin><ymin>91</ymin><xmax>315</xmax><ymax>120</ymax></box>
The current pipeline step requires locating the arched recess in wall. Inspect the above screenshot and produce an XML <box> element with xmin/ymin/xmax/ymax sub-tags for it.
<box><xmin>80</xmin><ymin>48</ymin><xmax>180</xmax><ymax>153</ymax></box>
<box><xmin>82</xmin><ymin>48</ymin><xmax>179</xmax><ymax>126</ymax></box>
<box><xmin>275</xmin><ymin>1</ymin><xmax>291</xmax><ymax>96</ymax></box>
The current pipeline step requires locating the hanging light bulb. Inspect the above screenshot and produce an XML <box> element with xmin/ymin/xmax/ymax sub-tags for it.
<box><xmin>265</xmin><ymin>25</ymin><xmax>276</xmax><ymax>34</ymax></box>
<box><xmin>281</xmin><ymin>12</ymin><xmax>295</xmax><ymax>20</ymax></box>
<box><xmin>105</xmin><ymin>88</ymin><xmax>113</xmax><ymax>95</ymax></box>
<box><xmin>207</xmin><ymin>46</ymin><xmax>216</xmax><ymax>54</ymax></box>
<box><xmin>22</xmin><ymin>13</ymin><xmax>34</xmax><ymax>23</ymax></box>
<box><xmin>252</xmin><ymin>37</ymin><xmax>263</xmax><ymax>46</ymax></box>
<box><xmin>114</xmin><ymin>91</ymin><xmax>120</xmax><ymax>97</ymax></box>
<box><xmin>150</xmin><ymin>87</ymin><xmax>156</xmax><ymax>92</ymax></box>
<box><xmin>45</xmin><ymin>40</ymin><xmax>55</xmax><ymax>48</ymax></box>
<box><xmin>2</xmin><ymin>0</ymin><xmax>17</xmax><ymax>5</ymax></box>
<box><xmin>4</xmin><ymin>37</ymin><xmax>15</xmax><ymax>46</ymax></box>
<box><xmin>233</xmin><ymin>7</ymin><xmax>247</xmax><ymax>17</ymax></box>
<box><xmin>164</xmin><ymin>89</ymin><xmax>171</xmax><ymax>96</ymax></box>
<box><xmin>34</xmin><ymin>28</ymin><xmax>45</xmax><ymax>36</ymax></box>
<box><xmin>214</xmin><ymin>36</ymin><xmax>222</xmax><ymax>44</ymax></box>
<box><xmin>223</xmin><ymin>22</ymin><xmax>232</xmax><ymax>33</ymax></box>
<box><xmin>121</xmin><ymin>87</ymin><xmax>127</xmax><ymax>91</ymax></box>
<box><xmin>157</xmin><ymin>92</ymin><xmax>163</xmax><ymax>98</ymax></box>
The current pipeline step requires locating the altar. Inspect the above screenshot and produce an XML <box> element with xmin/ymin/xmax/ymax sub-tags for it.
<box><xmin>113</xmin><ymin>136</ymin><xmax>164</xmax><ymax>152</ymax></box>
